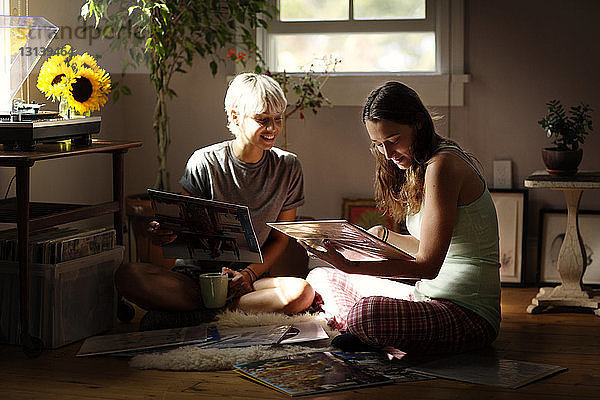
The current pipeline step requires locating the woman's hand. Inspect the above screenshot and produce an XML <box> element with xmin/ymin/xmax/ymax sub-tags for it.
<box><xmin>148</xmin><ymin>221</ymin><xmax>177</xmax><ymax>246</ymax></box>
<box><xmin>222</xmin><ymin>266</ymin><xmax>255</xmax><ymax>297</ymax></box>
<box><xmin>299</xmin><ymin>239</ymin><xmax>359</xmax><ymax>273</ymax></box>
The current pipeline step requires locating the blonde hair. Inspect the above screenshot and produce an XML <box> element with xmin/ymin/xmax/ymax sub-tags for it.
<box><xmin>224</xmin><ymin>73</ymin><xmax>287</xmax><ymax>135</ymax></box>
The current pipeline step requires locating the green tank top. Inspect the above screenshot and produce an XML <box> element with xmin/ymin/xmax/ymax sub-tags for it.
<box><xmin>407</xmin><ymin>146</ymin><xmax>501</xmax><ymax>332</ymax></box>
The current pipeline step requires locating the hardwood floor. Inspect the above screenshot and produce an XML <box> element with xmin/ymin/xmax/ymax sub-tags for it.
<box><xmin>1</xmin><ymin>287</ymin><xmax>599</xmax><ymax>399</ymax></box>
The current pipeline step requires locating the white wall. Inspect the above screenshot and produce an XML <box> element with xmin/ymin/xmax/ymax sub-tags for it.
<box><xmin>5</xmin><ymin>0</ymin><xmax>600</xmax><ymax>284</ymax></box>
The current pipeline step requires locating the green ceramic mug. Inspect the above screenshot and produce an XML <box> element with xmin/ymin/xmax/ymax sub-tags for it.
<box><xmin>198</xmin><ymin>273</ymin><xmax>229</xmax><ymax>308</ymax></box>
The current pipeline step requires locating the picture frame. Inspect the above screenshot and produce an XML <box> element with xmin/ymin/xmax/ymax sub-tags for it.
<box><xmin>490</xmin><ymin>189</ymin><xmax>528</xmax><ymax>286</ymax></box>
<box><xmin>341</xmin><ymin>198</ymin><xmax>407</xmax><ymax>234</ymax></box>
<box><xmin>537</xmin><ymin>209</ymin><xmax>600</xmax><ymax>287</ymax></box>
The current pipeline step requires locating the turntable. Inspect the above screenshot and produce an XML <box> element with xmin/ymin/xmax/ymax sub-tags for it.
<box><xmin>0</xmin><ymin>15</ymin><xmax>101</xmax><ymax>151</ymax></box>
<box><xmin>0</xmin><ymin>113</ymin><xmax>102</xmax><ymax>151</ymax></box>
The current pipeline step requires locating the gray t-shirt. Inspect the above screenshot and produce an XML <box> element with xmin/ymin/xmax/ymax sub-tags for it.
<box><xmin>179</xmin><ymin>140</ymin><xmax>304</xmax><ymax>246</ymax></box>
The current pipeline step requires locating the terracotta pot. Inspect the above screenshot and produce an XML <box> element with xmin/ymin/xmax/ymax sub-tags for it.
<box><xmin>126</xmin><ymin>193</ymin><xmax>175</xmax><ymax>269</ymax></box>
<box><xmin>541</xmin><ymin>147</ymin><xmax>583</xmax><ymax>175</ymax></box>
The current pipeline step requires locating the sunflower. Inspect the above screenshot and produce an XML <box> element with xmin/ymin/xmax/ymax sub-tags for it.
<box><xmin>36</xmin><ymin>59</ymin><xmax>72</xmax><ymax>101</ymax></box>
<box><xmin>37</xmin><ymin>45</ymin><xmax>75</xmax><ymax>100</ymax></box>
<box><xmin>71</xmin><ymin>53</ymin><xmax>100</xmax><ymax>72</ymax></box>
<box><xmin>72</xmin><ymin>52</ymin><xmax>112</xmax><ymax>94</ymax></box>
<box><xmin>63</xmin><ymin>68</ymin><xmax>110</xmax><ymax>114</ymax></box>
<box><xmin>36</xmin><ymin>45</ymin><xmax>110</xmax><ymax>116</ymax></box>
<box><xmin>94</xmin><ymin>67</ymin><xmax>112</xmax><ymax>93</ymax></box>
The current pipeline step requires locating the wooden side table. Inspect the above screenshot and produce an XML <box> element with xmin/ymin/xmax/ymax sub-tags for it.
<box><xmin>0</xmin><ymin>139</ymin><xmax>142</xmax><ymax>355</ymax></box>
<box><xmin>524</xmin><ymin>171</ymin><xmax>600</xmax><ymax>316</ymax></box>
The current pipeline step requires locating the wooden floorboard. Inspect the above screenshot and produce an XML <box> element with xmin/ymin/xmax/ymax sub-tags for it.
<box><xmin>1</xmin><ymin>287</ymin><xmax>599</xmax><ymax>399</ymax></box>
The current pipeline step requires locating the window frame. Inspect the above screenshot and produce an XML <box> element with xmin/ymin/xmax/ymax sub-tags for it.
<box><xmin>1</xmin><ymin>0</ymin><xmax>11</xmax><ymax>112</ymax></box>
<box><xmin>253</xmin><ymin>0</ymin><xmax>468</xmax><ymax>107</ymax></box>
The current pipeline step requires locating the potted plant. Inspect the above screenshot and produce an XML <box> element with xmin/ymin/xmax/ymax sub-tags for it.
<box><xmin>265</xmin><ymin>55</ymin><xmax>341</xmax><ymax>149</ymax></box>
<box><xmin>538</xmin><ymin>99</ymin><xmax>593</xmax><ymax>175</ymax></box>
<box><xmin>81</xmin><ymin>0</ymin><xmax>276</xmax><ymax>265</ymax></box>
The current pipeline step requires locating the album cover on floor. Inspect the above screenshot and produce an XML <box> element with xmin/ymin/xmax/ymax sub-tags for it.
<box><xmin>408</xmin><ymin>353</ymin><xmax>567</xmax><ymax>389</ymax></box>
<box><xmin>234</xmin><ymin>351</ymin><xmax>431</xmax><ymax>396</ymax></box>
<box><xmin>77</xmin><ymin>325</ymin><xmax>218</xmax><ymax>357</ymax></box>
<box><xmin>198</xmin><ymin>324</ymin><xmax>293</xmax><ymax>349</ymax></box>
<box><xmin>278</xmin><ymin>321</ymin><xmax>329</xmax><ymax>345</ymax></box>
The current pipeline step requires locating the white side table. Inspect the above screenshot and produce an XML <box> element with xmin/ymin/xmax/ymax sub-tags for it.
<box><xmin>525</xmin><ymin>171</ymin><xmax>600</xmax><ymax>316</ymax></box>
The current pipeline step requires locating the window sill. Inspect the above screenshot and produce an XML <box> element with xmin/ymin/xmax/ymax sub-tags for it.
<box><xmin>321</xmin><ymin>74</ymin><xmax>470</xmax><ymax>107</ymax></box>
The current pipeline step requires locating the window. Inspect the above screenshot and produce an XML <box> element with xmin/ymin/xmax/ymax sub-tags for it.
<box><xmin>265</xmin><ymin>0</ymin><xmax>433</xmax><ymax>73</ymax></box>
<box><xmin>256</xmin><ymin>0</ymin><xmax>468</xmax><ymax>106</ymax></box>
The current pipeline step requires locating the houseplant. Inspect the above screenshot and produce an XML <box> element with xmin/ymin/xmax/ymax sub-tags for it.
<box><xmin>538</xmin><ymin>99</ymin><xmax>593</xmax><ymax>174</ymax></box>
<box><xmin>81</xmin><ymin>0</ymin><xmax>276</xmax><ymax>266</ymax></box>
<box><xmin>264</xmin><ymin>55</ymin><xmax>341</xmax><ymax>149</ymax></box>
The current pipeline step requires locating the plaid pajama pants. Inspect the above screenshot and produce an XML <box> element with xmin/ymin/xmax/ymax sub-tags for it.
<box><xmin>306</xmin><ymin>267</ymin><xmax>498</xmax><ymax>354</ymax></box>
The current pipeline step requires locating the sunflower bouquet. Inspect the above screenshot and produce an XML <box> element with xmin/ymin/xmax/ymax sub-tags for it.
<box><xmin>37</xmin><ymin>45</ymin><xmax>111</xmax><ymax>117</ymax></box>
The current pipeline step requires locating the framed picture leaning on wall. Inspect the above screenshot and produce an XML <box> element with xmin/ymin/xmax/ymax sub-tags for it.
<box><xmin>341</xmin><ymin>198</ymin><xmax>407</xmax><ymax>234</ymax></box>
<box><xmin>490</xmin><ymin>189</ymin><xmax>528</xmax><ymax>286</ymax></box>
<box><xmin>537</xmin><ymin>209</ymin><xmax>600</xmax><ymax>287</ymax></box>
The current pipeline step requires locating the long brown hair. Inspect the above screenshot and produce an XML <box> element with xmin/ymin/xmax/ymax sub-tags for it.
<box><xmin>362</xmin><ymin>81</ymin><xmax>462</xmax><ymax>223</ymax></box>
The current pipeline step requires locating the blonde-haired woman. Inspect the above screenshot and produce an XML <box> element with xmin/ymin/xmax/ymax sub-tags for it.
<box><xmin>117</xmin><ymin>73</ymin><xmax>314</xmax><ymax>329</ymax></box>
<box><xmin>306</xmin><ymin>81</ymin><xmax>501</xmax><ymax>354</ymax></box>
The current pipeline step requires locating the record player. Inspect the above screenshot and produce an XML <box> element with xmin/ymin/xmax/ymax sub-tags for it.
<box><xmin>0</xmin><ymin>15</ymin><xmax>101</xmax><ymax>151</ymax></box>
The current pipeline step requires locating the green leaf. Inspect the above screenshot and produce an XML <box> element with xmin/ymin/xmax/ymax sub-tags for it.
<box><xmin>210</xmin><ymin>60</ymin><xmax>218</xmax><ymax>76</ymax></box>
<box><xmin>258</xmin><ymin>19</ymin><xmax>269</xmax><ymax>28</ymax></box>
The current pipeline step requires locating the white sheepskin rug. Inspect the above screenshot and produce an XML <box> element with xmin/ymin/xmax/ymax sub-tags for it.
<box><xmin>130</xmin><ymin>310</ymin><xmax>338</xmax><ymax>371</ymax></box>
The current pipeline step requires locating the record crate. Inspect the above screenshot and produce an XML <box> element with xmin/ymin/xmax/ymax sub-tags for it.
<box><xmin>0</xmin><ymin>246</ymin><xmax>124</xmax><ymax>348</ymax></box>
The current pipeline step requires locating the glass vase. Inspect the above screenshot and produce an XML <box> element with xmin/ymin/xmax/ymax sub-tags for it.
<box><xmin>58</xmin><ymin>98</ymin><xmax>71</xmax><ymax>119</ymax></box>
<box><xmin>58</xmin><ymin>98</ymin><xmax>91</xmax><ymax>118</ymax></box>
